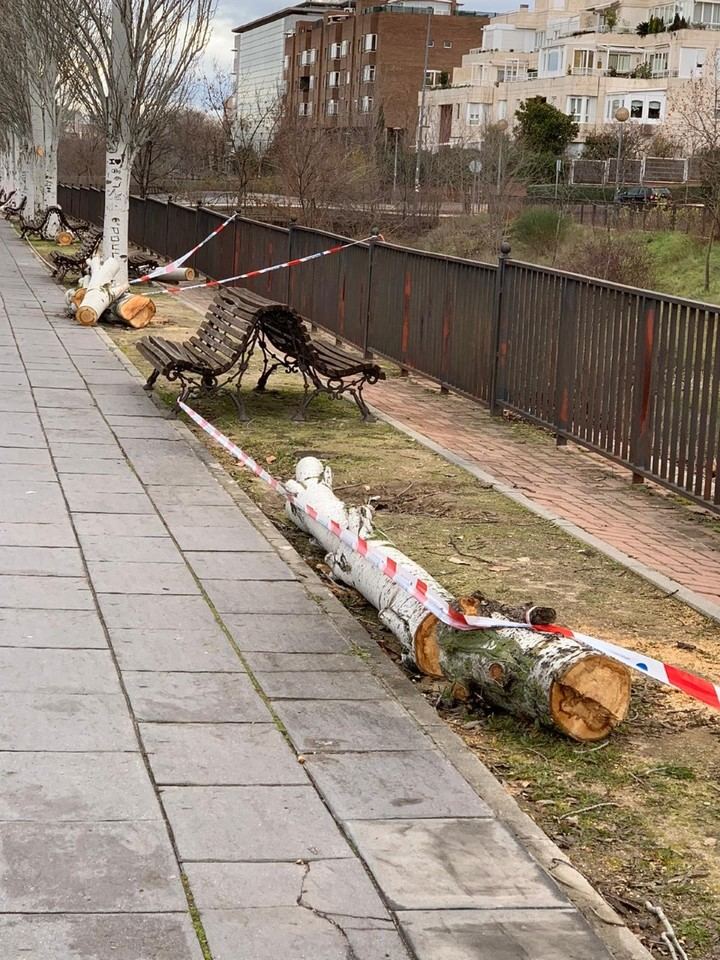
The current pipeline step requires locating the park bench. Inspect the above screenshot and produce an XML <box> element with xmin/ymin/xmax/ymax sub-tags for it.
<box><xmin>128</xmin><ymin>252</ymin><xmax>160</xmax><ymax>279</ymax></box>
<box><xmin>50</xmin><ymin>229</ymin><xmax>102</xmax><ymax>281</ymax></box>
<box><xmin>0</xmin><ymin>188</ymin><xmax>13</xmax><ymax>206</ymax></box>
<box><xmin>255</xmin><ymin>305</ymin><xmax>384</xmax><ymax>421</ymax></box>
<box><xmin>19</xmin><ymin>205</ymin><xmax>66</xmax><ymax>240</ymax></box>
<box><xmin>3</xmin><ymin>196</ymin><xmax>26</xmax><ymax>221</ymax></box>
<box><xmin>136</xmin><ymin>286</ymin><xmax>265</xmax><ymax>418</ymax></box>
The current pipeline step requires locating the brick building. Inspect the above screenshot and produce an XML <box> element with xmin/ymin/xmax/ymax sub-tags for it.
<box><xmin>282</xmin><ymin>0</ymin><xmax>491</xmax><ymax>138</ymax></box>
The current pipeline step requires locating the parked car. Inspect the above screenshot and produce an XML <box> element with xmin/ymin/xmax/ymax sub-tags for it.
<box><xmin>614</xmin><ymin>186</ymin><xmax>673</xmax><ymax>205</ymax></box>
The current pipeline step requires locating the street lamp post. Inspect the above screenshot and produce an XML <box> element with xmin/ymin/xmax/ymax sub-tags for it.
<box><xmin>614</xmin><ymin>105</ymin><xmax>629</xmax><ymax>194</ymax></box>
<box><xmin>414</xmin><ymin>7</ymin><xmax>433</xmax><ymax>195</ymax></box>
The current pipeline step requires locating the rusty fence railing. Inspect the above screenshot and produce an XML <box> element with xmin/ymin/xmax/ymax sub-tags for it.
<box><xmin>58</xmin><ymin>184</ymin><xmax>720</xmax><ymax>514</ymax></box>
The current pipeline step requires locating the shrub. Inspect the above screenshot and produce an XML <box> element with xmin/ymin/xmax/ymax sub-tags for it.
<box><xmin>569</xmin><ymin>230</ymin><xmax>656</xmax><ymax>287</ymax></box>
<box><xmin>512</xmin><ymin>206</ymin><xmax>570</xmax><ymax>248</ymax></box>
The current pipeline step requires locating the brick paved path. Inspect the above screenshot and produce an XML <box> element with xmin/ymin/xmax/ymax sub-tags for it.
<box><xmin>0</xmin><ymin>226</ymin><xmax>634</xmax><ymax>958</ymax></box>
<box><xmin>367</xmin><ymin>376</ymin><xmax>720</xmax><ymax>619</ymax></box>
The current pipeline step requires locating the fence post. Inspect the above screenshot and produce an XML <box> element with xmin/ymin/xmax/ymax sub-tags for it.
<box><xmin>362</xmin><ymin>227</ymin><xmax>380</xmax><ymax>360</ymax></box>
<box><xmin>629</xmin><ymin>297</ymin><xmax>657</xmax><ymax>484</ymax></box>
<box><xmin>489</xmin><ymin>240</ymin><xmax>511</xmax><ymax>415</ymax></box>
<box><xmin>553</xmin><ymin>277</ymin><xmax>579</xmax><ymax>446</ymax></box>
<box><xmin>286</xmin><ymin>218</ymin><xmax>296</xmax><ymax>309</ymax></box>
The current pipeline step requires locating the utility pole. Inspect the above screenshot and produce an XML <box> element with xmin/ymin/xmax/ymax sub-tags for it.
<box><xmin>414</xmin><ymin>7</ymin><xmax>433</xmax><ymax>195</ymax></box>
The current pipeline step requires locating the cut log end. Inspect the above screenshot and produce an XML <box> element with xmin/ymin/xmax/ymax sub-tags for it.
<box><xmin>112</xmin><ymin>293</ymin><xmax>156</xmax><ymax>329</ymax></box>
<box><xmin>551</xmin><ymin>655</ymin><xmax>631</xmax><ymax>742</ymax></box>
<box><xmin>75</xmin><ymin>305</ymin><xmax>98</xmax><ymax>326</ymax></box>
<box><xmin>56</xmin><ymin>231</ymin><xmax>74</xmax><ymax>246</ymax></box>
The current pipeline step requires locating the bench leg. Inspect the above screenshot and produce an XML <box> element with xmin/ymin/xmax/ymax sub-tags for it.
<box><xmin>352</xmin><ymin>388</ymin><xmax>377</xmax><ymax>424</ymax></box>
<box><xmin>143</xmin><ymin>369</ymin><xmax>160</xmax><ymax>392</ymax></box>
<box><xmin>230</xmin><ymin>385</ymin><xmax>250</xmax><ymax>422</ymax></box>
<box><xmin>255</xmin><ymin>361</ymin><xmax>281</xmax><ymax>393</ymax></box>
<box><xmin>292</xmin><ymin>385</ymin><xmax>319</xmax><ymax>422</ymax></box>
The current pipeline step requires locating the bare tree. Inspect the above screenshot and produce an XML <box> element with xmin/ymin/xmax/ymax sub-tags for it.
<box><xmin>59</xmin><ymin>0</ymin><xmax>215</xmax><ymax>280</ymax></box>
<box><xmin>671</xmin><ymin>51</ymin><xmax>720</xmax><ymax>291</ymax></box>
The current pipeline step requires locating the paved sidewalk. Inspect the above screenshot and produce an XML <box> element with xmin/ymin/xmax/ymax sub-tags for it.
<box><xmin>0</xmin><ymin>232</ymin><xmax>640</xmax><ymax>958</ymax></box>
<box><xmin>367</xmin><ymin>377</ymin><xmax>720</xmax><ymax>620</ymax></box>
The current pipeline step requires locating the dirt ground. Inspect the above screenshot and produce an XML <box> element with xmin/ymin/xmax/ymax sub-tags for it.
<box><xmin>40</xmin><ymin>243</ymin><xmax>720</xmax><ymax>960</ymax></box>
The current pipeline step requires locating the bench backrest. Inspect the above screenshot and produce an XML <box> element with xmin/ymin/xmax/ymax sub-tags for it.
<box><xmin>190</xmin><ymin>287</ymin><xmax>273</xmax><ymax>371</ymax></box>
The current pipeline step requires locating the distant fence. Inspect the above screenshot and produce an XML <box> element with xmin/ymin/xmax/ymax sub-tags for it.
<box><xmin>520</xmin><ymin>198</ymin><xmax>708</xmax><ymax>235</ymax></box>
<box><xmin>569</xmin><ymin>155</ymin><xmax>698</xmax><ymax>186</ymax></box>
<box><xmin>59</xmin><ymin>184</ymin><xmax>720</xmax><ymax>514</ymax></box>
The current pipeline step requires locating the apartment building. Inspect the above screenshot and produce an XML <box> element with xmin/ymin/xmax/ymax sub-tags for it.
<box><xmin>423</xmin><ymin>0</ymin><xmax>720</xmax><ymax>151</ymax></box>
<box><xmin>282</xmin><ymin>0</ymin><xmax>491</xmax><ymax>136</ymax></box>
<box><xmin>233</xmin><ymin>1</ymin><xmax>351</xmax><ymax>149</ymax></box>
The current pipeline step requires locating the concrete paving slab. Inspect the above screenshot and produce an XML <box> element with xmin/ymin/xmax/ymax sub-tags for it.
<box><xmin>98</xmin><ymin>594</ymin><xmax>220</xmax><ymax>630</ymax></box>
<box><xmin>185</xmin><ymin>551</ymin><xmax>297</xmax><ymax>581</ymax></box>
<box><xmin>148</xmin><ymin>483</ymin><xmax>236</xmax><ymax>508</ymax></box>
<box><xmin>90</xmin><ymin>560</ymin><xmax>200</xmax><ymax>595</ymax></box>
<box><xmin>33</xmin><ymin>387</ymin><xmax>96</xmax><ymax>408</ymax></box>
<box><xmin>0</xmin><ymin>914</ymin><xmax>205</xmax><ymax>960</ymax></box>
<box><xmin>66</xmin><ymin>489</ymin><xmax>156</xmax><ymax>514</ymax></box>
<box><xmin>74</xmin><ymin>512</ymin><xmax>168</xmax><ymax>538</ymax></box>
<box><xmin>95</xmin><ymin>395</ymin><xmax>169</xmax><ymax>417</ymax></box>
<box><xmin>59</xmin><ymin>471</ymin><xmax>145</xmax><ymax>495</ymax></box>
<box><xmin>0</xmin><ymin>371</ymin><xmax>29</xmax><ymax>387</ymax></box>
<box><xmin>346</xmin><ymin>818</ymin><xmax>569</xmax><ymax>910</ymax></box>
<box><xmin>109</xmin><ymin>418</ymin><xmax>183</xmax><ymax>440</ymax></box>
<box><xmin>0</xmin><ymin>545</ymin><xmax>84</xmax><ymax>576</ymax></box>
<box><xmin>27</xmin><ymin>370</ymin><xmax>85</xmax><ymax>389</ymax></box>
<box><xmin>0</xmin><ymin>821</ymin><xmax>185</xmax><ymax>912</ymax></box>
<box><xmin>123</xmin><ymin>671</ymin><xmax>270</xmax><ymax>722</ymax></box>
<box><xmin>162</xmin><ymin>786</ymin><xmax>349</xmax><ymax>861</ymax></box>
<box><xmin>50</xmin><ymin>442</ymin><xmax>124</xmax><ymax>459</ymax></box>
<box><xmin>0</xmin><ymin>574</ymin><xmax>94</xmax><ymax>610</ymax></box>
<box><xmin>0</xmin><ymin>753</ymin><xmax>161</xmax><ymax>821</ymax></box>
<box><xmin>111</xmin><ymin>627</ymin><xmax>242</xmax><ymax>672</ymax></box>
<box><xmin>201</xmin><ymin>579</ymin><xmax>318</xmax><ymax>615</ymax></box>
<box><xmin>0</xmin><ymin>461</ymin><xmax>57</xmax><ymax>482</ymax></box>
<box><xmin>304</xmin><ymin>751</ymin><xmax>493</xmax><ymax>820</ymax></box>
<box><xmin>141</xmin><ymin>722</ymin><xmax>305</xmax><ymax>785</ymax></box>
<box><xmin>0</xmin><ymin>484</ymin><xmax>67</xmax><ymax>523</ymax></box>
<box><xmin>0</xmin><ymin>446</ymin><xmax>52</xmax><ymax>465</ymax></box>
<box><xmin>243</xmin><ymin>651</ymin><xmax>365</xmax><ymax>672</ymax></box>
<box><xmin>0</xmin><ymin>693</ymin><xmax>136</xmax><ymax>751</ymax></box>
<box><xmin>0</xmin><ymin>521</ymin><xmax>77</xmax><ymax>547</ymax></box>
<box><xmin>224</xmin><ymin>613</ymin><xmax>351</xmax><ymax>653</ymax></box>
<box><xmin>78</xmin><ymin>533</ymin><xmax>184</xmax><ymax>563</ymax></box>
<box><xmin>0</xmin><ymin>608</ymin><xmax>107</xmax><ymax>648</ymax></box>
<box><xmin>0</xmin><ymin>390</ymin><xmax>35</xmax><ymax>412</ymax></box>
<box><xmin>274</xmin><ymin>700</ymin><xmax>431</xmax><ymax>753</ymax></box>
<box><xmin>0</xmin><ymin>648</ymin><xmax>118</xmax><ymax>693</ymax></box>
<box><xmin>198</xmin><ymin>908</ymin><xmax>409</xmax><ymax>960</ymax></box>
<box><xmin>396</xmin><ymin>909</ymin><xmax>611</xmax><ymax>960</ymax></box>
<box><xmin>55</xmin><ymin>456</ymin><xmax>135</xmax><ymax>476</ymax></box>
<box><xmin>256</xmin><ymin>670</ymin><xmax>385</xmax><ymax>700</ymax></box>
<box><xmin>167</xmin><ymin>524</ymin><xmax>273</xmax><ymax>552</ymax></box>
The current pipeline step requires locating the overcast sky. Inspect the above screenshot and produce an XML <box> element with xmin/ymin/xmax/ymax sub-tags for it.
<box><xmin>205</xmin><ymin>0</ymin><xmax>523</xmax><ymax>69</ymax></box>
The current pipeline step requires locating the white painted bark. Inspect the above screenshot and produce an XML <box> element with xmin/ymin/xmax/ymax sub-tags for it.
<box><xmin>102</xmin><ymin>147</ymin><xmax>133</xmax><ymax>285</ymax></box>
<box><xmin>75</xmin><ymin>256</ymin><xmax>127</xmax><ymax>326</ymax></box>
<box><xmin>43</xmin><ymin>140</ymin><xmax>58</xmax><ymax>210</ymax></box>
<box><xmin>285</xmin><ymin>457</ymin><xmax>631</xmax><ymax>740</ymax></box>
<box><xmin>153</xmin><ymin>267</ymin><xmax>197</xmax><ymax>284</ymax></box>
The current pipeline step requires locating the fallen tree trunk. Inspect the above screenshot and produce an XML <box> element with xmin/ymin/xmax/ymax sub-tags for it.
<box><xmin>285</xmin><ymin>457</ymin><xmax>631</xmax><ymax>741</ymax></box>
<box><xmin>55</xmin><ymin>229</ymin><xmax>75</xmax><ymax>246</ymax></box>
<box><xmin>155</xmin><ymin>267</ymin><xmax>196</xmax><ymax>284</ymax></box>
<box><xmin>75</xmin><ymin>256</ymin><xmax>127</xmax><ymax>326</ymax></box>
<box><xmin>108</xmin><ymin>292</ymin><xmax>156</xmax><ymax>328</ymax></box>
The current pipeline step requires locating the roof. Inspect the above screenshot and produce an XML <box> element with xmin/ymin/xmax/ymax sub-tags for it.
<box><xmin>233</xmin><ymin>1</ymin><xmax>350</xmax><ymax>33</ymax></box>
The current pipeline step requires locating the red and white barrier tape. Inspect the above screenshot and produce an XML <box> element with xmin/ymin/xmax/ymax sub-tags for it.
<box><xmin>130</xmin><ymin>211</ymin><xmax>238</xmax><ymax>284</ymax></box>
<box><xmin>178</xmin><ymin>401</ymin><xmax>720</xmax><ymax>713</ymax></box>
<box><xmin>149</xmin><ymin>235</ymin><xmax>377</xmax><ymax>295</ymax></box>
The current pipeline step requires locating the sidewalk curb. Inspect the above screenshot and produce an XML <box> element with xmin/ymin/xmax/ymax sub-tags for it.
<box><xmin>368</xmin><ymin>404</ymin><xmax>720</xmax><ymax>626</ymax></box>
<box><xmin>97</xmin><ymin>326</ymin><xmax>653</xmax><ymax>960</ymax></box>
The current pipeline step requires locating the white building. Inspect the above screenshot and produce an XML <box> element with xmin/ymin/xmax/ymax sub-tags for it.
<box><xmin>232</xmin><ymin>1</ymin><xmax>349</xmax><ymax>150</ymax></box>
<box><xmin>423</xmin><ymin>0</ymin><xmax>720</xmax><ymax>151</ymax></box>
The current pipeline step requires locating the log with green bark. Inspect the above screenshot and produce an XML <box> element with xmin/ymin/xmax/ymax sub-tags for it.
<box><xmin>285</xmin><ymin>457</ymin><xmax>631</xmax><ymax>741</ymax></box>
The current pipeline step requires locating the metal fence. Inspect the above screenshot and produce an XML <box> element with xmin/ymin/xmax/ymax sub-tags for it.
<box><xmin>58</xmin><ymin>184</ymin><xmax>720</xmax><ymax>513</ymax></box>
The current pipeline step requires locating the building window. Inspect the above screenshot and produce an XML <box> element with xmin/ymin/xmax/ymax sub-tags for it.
<box><xmin>298</xmin><ymin>102</ymin><xmax>312</xmax><ymax>117</ymax></box>
<box><xmin>329</xmin><ymin>40</ymin><xmax>349</xmax><ymax>58</ymax></box>
<box><xmin>425</xmin><ymin>69</ymin><xmax>443</xmax><ymax>86</ymax></box>
<box><xmin>648</xmin><ymin>99</ymin><xmax>661</xmax><ymax>119</ymax></box>
<box><xmin>444</xmin><ymin>40</ymin><xmax>452</xmax><ymax>48</ymax></box>
<box><xmin>363</xmin><ymin>33</ymin><xmax>377</xmax><ymax>51</ymax></box>
<box><xmin>328</xmin><ymin>71</ymin><xmax>341</xmax><ymax>87</ymax></box>
<box><xmin>327</xmin><ymin>99</ymin><xmax>339</xmax><ymax>116</ymax></box>
<box><xmin>361</xmin><ymin>95</ymin><xmax>374</xmax><ymax>112</ymax></box>
<box><xmin>572</xmin><ymin>49</ymin><xmax>594</xmax><ymax>74</ymax></box>
<box><xmin>455</xmin><ymin>103</ymin><xmax>461</xmax><ymax>119</ymax></box>
<box><xmin>283</xmin><ymin>55</ymin><xmax>289</xmax><ymax>71</ymax></box>
<box><xmin>300</xmin><ymin>48</ymin><xmax>316</xmax><ymax>66</ymax></box>
<box><xmin>428</xmin><ymin>39</ymin><xmax>435</xmax><ymax>47</ymax></box>
<box><xmin>362</xmin><ymin>64</ymin><xmax>376</xmax><ymax>82</ymax></box>
<box><xmin>542</xmin><ymin>47</ymin><xmax>562</xmax><ymax>74</ymax></box>
<box><xmin>567</xmin><ymin>95</ymin><xmax>594</xmax><ymax>124</ymax></box>
<box><xmin>630</xmin><ymin>99</ymin><xmax>643</xmax><ymax>118</ymax></box>
<box><xmin>608</xmin><ymin>52</ymin><xmax>632</xmax><ymax>74</ymax></box>
<box><xmin>299</xmin><ymin>75</ymin><xmax>314</xmax><ymax>91</ymax></box>
<box><xmin>497</xmin><ymin>100</ymin><xmax>507</xmax><ymax>120</ymax></box>
<box><xmin>695</xmin><ymin>1</ymin><xmax>720</xmax><ymax>24</ymax></box>
<box><xmin>467</xmin><ymin>102</ymin><xmax>485</xmax><ymax>125</ymax></box>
